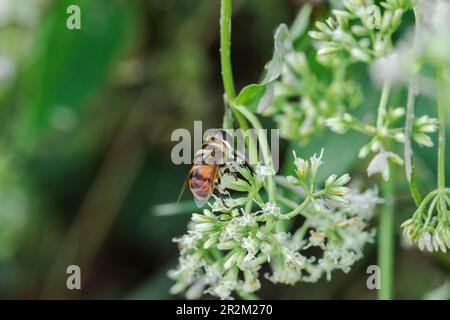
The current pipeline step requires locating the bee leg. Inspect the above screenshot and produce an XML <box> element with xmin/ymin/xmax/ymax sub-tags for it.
<box><xmin>230</xmin><ymin>148</ymin><xmax>254</xmax><ymax>172</ymax></box>
<box><xmin>212</xmin><ymin>190</ymin><xmax>230</xmax><ymax>209</ymax></box>
<box><xmin>220</xmin><ymin>164</ymin><xmax>239</xmax><ymax>181</ymax></box>
<box><xmin>217</xmin><ymin>190</ymin><xmax>233</xmax><ymax>209</ymax></box>
<box><xmin>217</xmin><ymin>185</ymin><xmax>230</xmax><ymax>197</ymax></box>
<box><xmin>222</xmin><ymin>195</ymin><xmax>232</xmax><ymax>209</ymax></box>
<box><xmin>215</xmin><ymin>176</ymin><xmax>231</xmax><ymax>198</ymax></box>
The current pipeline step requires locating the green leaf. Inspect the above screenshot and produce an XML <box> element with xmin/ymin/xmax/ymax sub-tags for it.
<box><xmin>236</xmin><ymin>24</ymin><xmax>291</xmax><ymax>113</ymax></box>
<box><xmin>235</xmin><ymin>84</ymin><xmax>266</xmax><ymax>107</ymax></box>
<box><xmin>235</xmin><ymin>82</ymin><xmax>275</xmax><ymax>113</ymax></box>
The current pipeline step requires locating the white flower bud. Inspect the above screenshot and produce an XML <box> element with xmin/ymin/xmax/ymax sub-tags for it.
<box><xmin>351</xmin><ymin>47</ymin><xmax>371</xmax><ymax>62</ymax></box>
<box><xmin>315</xmin><ymin>21</ymin><xmax>330</xmax><ymax>33</ymax></box>
<box><xmin>325</xmin><ymin>117</ymin><xmax>348</xmax><ymax>134</ymax></box>
<box><xmin>394</xmin><ymin>132</ymin><xmax>406</xmax><ymax>143</ymax></box>
<box><xmin>293</xmin><ymin>151</ymin><xmax>310</xmax><ymax>180</ymax></box>
<box><xmin>358</xmin><ymin>144</ymin><xmax>370</xmax><ymax>158</ymax></box>
<box><xmin>325</xmin><ymin>174</ymin><xmax>337</xmax><ymax>188</ymax></box>
<box><xmin>224</xmin><ymin>251</ymin><xmax>242</xmax><ymax>270</ymax></box>
<box><xmin>309</xmin><ymin>149</ymin><xmax>324</xmax><ymax>180</ymax></box>
<box><xmin>390</xmin><ymin>107</ymin><xmax>405</xmax><ymax>119</ymax></box>
<box><xmin>309</xmin><ymin>31</ymin><xmax>329</xmax><ymax>41</ymax></box>
<box><xmin>318</xmin><ymin>46</ymin><xmax>341</xmax><ymax>57</ymax></box>
<box><xmin>413</xmin><ymin>133</ymin><xmax>434</xmax><ymax>147</ymax></box>
<box><xmin>381</xmin><ymin>11</ymin><xmax>393</xmax><ymax>33</ymax></box>
<box><xmin>195</xmin><ymin>222</ymin><xmax>216</xmax><ymax>232</ymax></box>
<box><xmin>351</xmin><ymin>25</ymin><xmax>370</xmax><ymax>36</ymax></box>
<box><xmin>335</xmin><ymin>173</ymin><xmax>351</xmax><ymax>186</ymax></box>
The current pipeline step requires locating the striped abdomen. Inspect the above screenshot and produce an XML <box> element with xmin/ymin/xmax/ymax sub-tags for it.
<box><xmin>188</xmin><ymin>165</ymin><xmax>218</xmax><ymax>206</ymax></box>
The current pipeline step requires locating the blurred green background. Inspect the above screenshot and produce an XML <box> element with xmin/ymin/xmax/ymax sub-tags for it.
<box><xmin>0</xmin><ymin>0</ymin><xmax>448</xmax><ymax>299</ymax></box>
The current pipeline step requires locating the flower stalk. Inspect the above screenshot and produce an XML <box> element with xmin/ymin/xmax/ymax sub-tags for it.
<box><xmin>378</xmin><ymin>163</ymin><xmax>395</xmax><ymax>300</ymax></box>
<box><xmin>376</xmin><ymin>82</ymin><xmax>392</xmax><ymax>130</ymax></box>
<box><xmin>437</xmin><ymin>69</ymin><xmax>447</xmax><ymax>191</ymax></box>
<box><xmin>376</xmin><ymin>82</ymin><xmax>395</xmax><ymax>300</ymax></box>
<box><xmin>220</xmin><ymin>0</ymin><xmax>236</xmax><ymax>102</ymax></box>
<box><xmin>220</xmin><ymin>0</ymin><xmax>248</xmax><ymax>131</ymax></box>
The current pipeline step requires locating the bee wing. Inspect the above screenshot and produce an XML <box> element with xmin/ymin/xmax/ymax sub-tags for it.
<box><xmin>193</xmin><ymin>196</ymin><xmax>210</xmax><ymax>208</ymax></box>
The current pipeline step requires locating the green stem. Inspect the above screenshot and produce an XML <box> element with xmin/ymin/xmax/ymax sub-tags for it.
<box><xmin>437</xmin><ymin>70</ymin><xmax>447</xmax><ymax>191</ymax></box>
<box><xmin>220</xmin><ymin>0</ymin><xmax>248</xmax><ymax>131</ymax></box>
<box><xmin>378</xmin><ymin>162</ymin><xmax>395</xmax><ymax>300</ymax></box>
<box><xmin>219</xmin><ymin>0</ymin><xmax>253</xmax><ymax>151</ymax></box>
<box><xmin>293</xmin><ymin>220</ymin><xmax>310</xmax><ymax>242</ymax></box>
<box><xmin>436</xmin><ymin>69</ymin><xmax>448</xmax><ymax>226</ymax></box>
<box><xmin>348</xmin><ymin>121</ymin><xmax>377</xmax><ymax>136</ymax></box>
<box><xmin>220</xmin><ymin>0</ymin><xmax>236</xmax><ymax>102</ymax></box>
<box><xmin>376</xmin><ymin>82</ymin><xmax>391</xmax><ymax>130</ymax></box>
<box><xmin>404</xmin><ymin>7</ymin><xmax>422</xmax><ymax>207</ymax></box>
<box><xmin>253</xmin><ymin>191</ymin><xmax>264</xmax><ymax>204</ymax></box>
<box><xmin>285</xmin><ymin>197</ymin><xmax>311</xmax><ymax>219</ymax></box>
<box><xmin>244</xmin><ymin>196</ymin><xmax>253</xmax><ymax>214</ymax></box>
<box><xmin>377</xmin><ymin>81</ymin><xmax>394</xmax><ymax>300</ymax></box>
<box><xmin>277</xmin><ymin>194</ymin><xmax>300</xmax><ymax>210</ymax></box>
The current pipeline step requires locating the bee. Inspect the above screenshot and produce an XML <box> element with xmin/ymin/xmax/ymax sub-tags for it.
<box><xmin>178</xmin><ymin>130</ymin><xmax>236</xmax><ymax>207</ymax></box>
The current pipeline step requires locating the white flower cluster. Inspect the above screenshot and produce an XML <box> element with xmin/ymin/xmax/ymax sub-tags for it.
<box><xmin>169</xmin><ymin>152</ymin><xmax>379</xmax><ymax>299</ymax></box>
<box><xmin>263</xmin><ymin>48</ymin><xmax>363</xmax><ymax>144</ymax></box>
<box><xmin>370</xmin><ymin>0</ymin><xmax>450</xmax><ymax>90</ymax></box>
<box><xmin>402</xmin><ymin>190</ymin><xmax>450</xmax><ymax>253</ymax></box>
<box><xmin>308</xmin><ymin>0</ymin><xmax>440</xmax><ymax>183</ymax></box>
<box><xmin>257</xmin><ymin>6</ymin><xmax>363</xmax><ymax>145</ymax></box>
<box><xmin>366</xmin><ymin>0</ymin><xmax>450</xmax><ymax>253</ymax></box>
<box><xmin>327</xmin><ymin>111</ymin><xmax>437</xmax><ymax>147</ymax></box>
<box><xmin>325</xmin><ymin>107</ymin><xmax>437</xmax><ymax>181</ymax></box>
<box><xmin>309</xmin><ymin>0</ymin><xmax>415</xmax><ymax>64</ymax></box>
